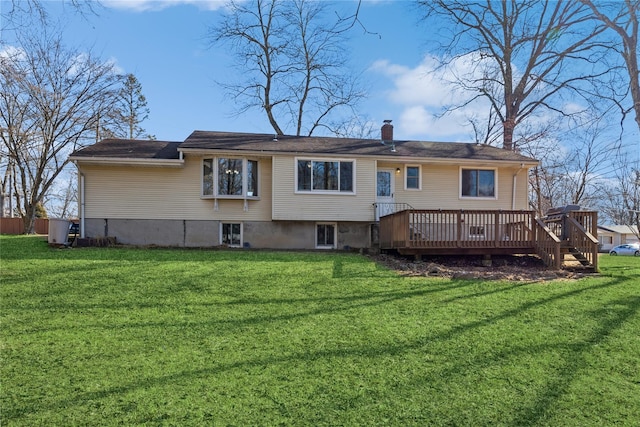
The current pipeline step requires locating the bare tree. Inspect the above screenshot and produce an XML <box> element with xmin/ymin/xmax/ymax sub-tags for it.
<box><xmin>600</xmin><ymin>155</ymin><xmax>640</xmax><ymax>240</ymax></box>
<box><xmin>417</xmin><ymin>0</ymin><xmax>610</xmax><ymax>151</ymax></box>
<box><xmin>526</xmin><ymin>137</ymin><xmax>566</xmax><ymax>216</ymax></box>
<box><xmin>209</xmin><ymin>0</ymin><xmax>365</xmax><ymax>136</ymax></box>
<box><xmin>104</xmin><ymin>73</ymin><xmax>153</xmax><ymax>140</ymax></box>
<box><xmin>44</xmin><ymin>173</ymin><xmax>78</xmax><ymax>219</ymax></box>
<box><xmin>581</xmin><ymin>0</ymin><xmax>640</xmax><ymax>135</ymax></box>
<box><xmin>555</xmin><ymin>117</ymin><xmax>619</xmax><ymax>208</ymax></box>
<box><xmin>1</xmin><ymin>0</ymin><xmax>101</xmax><ymax>33</ymax></box>
<box><xmin>0</xmin><ymin>32</ymin><xmax>118</xmax><ymax>233</ymax></box>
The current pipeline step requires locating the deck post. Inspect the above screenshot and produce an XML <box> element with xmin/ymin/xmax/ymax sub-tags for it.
<box><xmin>457</xmin><ymin>210</ymin><xmax>462</xmax><ymax>248</ymax></box>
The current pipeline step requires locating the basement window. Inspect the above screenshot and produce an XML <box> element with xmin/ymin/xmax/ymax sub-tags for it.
<box><xmin>316</xmin><ymin>223</ymin><xmax>336</xmax><ymax>249</ymax></box>
<box><xmin>469</xmin><ymin>226</ymin><xmax>486</xmax><ymax>237</ymax></box>
<box><xmin>221</xmin><ymin>223</ymin><xmax>242</xmax><ymax>247</ymax></box>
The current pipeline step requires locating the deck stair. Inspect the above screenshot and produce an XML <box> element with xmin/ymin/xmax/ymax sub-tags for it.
<box><xmin>565</xmin><ymin>246</ymin><xmax>591</xmax><ymax>265</ymax></box>
<box><xmin>542</xmin><ymin>206</ymin><xmax>598</xmax><ymax>271</ymax></box>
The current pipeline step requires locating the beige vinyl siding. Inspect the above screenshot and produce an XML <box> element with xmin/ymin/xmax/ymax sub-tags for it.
<box><xmin>80</xmin><ymin>156</ymin><xmax>272</xmax><ymax>221</ymax></box>
<box><xmin>385</xmin><ymin>163</ymin><xmax>531</xmax><ymax>211</ymax></box>
<box><xmin>272</xmin><ymin>156</ymin><xmax>377</xmax><ymax>221</ymax></box>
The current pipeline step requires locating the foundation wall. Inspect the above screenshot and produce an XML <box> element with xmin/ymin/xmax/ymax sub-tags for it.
<box><xmin>83</xmin><ymin>218</ymin><xmax>371</xmax><ymax>250</ymax></box>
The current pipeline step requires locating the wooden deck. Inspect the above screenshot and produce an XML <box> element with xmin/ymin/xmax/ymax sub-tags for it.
<box><xmin>378</xmin><ymin>209</ymin><xmax>598</xmax><ymax>270</ymax></box>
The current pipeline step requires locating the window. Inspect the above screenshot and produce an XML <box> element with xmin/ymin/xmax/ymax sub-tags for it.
<box><xmin>202</xmin><ymin>158</ymin><xmax>258</xmax><ymax>198</ymax></box>
<box><xmin>469</xmin><ymin>226</ymin><xmax>485</xmax><ymax>237</ymax></box>
<box><xmin>203</xmin><ymin>159</ymin><xmax>214</xmax><ymax>196</ymax></box>
<box><xmin>316</xmin><ymin>223</ymin><xmax>336</xmax><ymax>248</ymax></box>
<box><xmin>461</xmin><ymin>168</ymin><xmax>496</xmax><ymax>198</ymax></box>
<box><xmin>218</xmin><ymin>158</ymin><xmax>243</xmax><ymax>195</ymax></box>
<box><xmin>297</xmin><ymin>159</ymin><xmax>354</xmax><ymax>193</ymax></box>
<box><xmin>405</xmin><ymin>165</ymin><xmax>421</xmax><ymax>190</ymax></box>
<box><xmin>247</xmin><ymin>160</ymin><xmax>258</xmax><ymax>196</ymax></box>
<box><xmin>221</xmin><ymin>223</ymin><xmax>242</xmax><ymax>246</ymax></box>
<box><xmin>599</xmin><ymin>235</ymin><xmax>613</xmax><ymax>245</ymax></box>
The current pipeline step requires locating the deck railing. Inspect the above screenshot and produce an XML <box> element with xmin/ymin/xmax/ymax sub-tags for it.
<box><xmin>380</xmin><ymin>209</ymin><xmax>537</xmax><ymax>249</ymax></box>
<box><xmin>374</xmin><ymin>202</ymin><xmax>414</xmax><ymax>221</ymax></box>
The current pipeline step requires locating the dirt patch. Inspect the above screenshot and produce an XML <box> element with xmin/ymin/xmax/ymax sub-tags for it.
<box><xmin>370</xmin><ymin>253</ymin><xmax>593</xmax><ymax>282</ymax></box>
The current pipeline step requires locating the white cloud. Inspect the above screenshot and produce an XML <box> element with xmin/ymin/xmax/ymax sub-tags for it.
<box><xmin>0</xmin><ymin>45</ymin><xmax>26</xmax><ymax>61</ymax></box>
<box><xmin>106</xmin><ymin>57</ymin><xmax>126</xmax><ymax>75</ymax></box>
<box><xmin>102</xmin><ymin>0</ymin><xmax>228</xmax><ymax>12</ymax></box>
<box><xmin>372</xmin><ymin>54</ymin><xmax>493</xmax><ymax>140</ymax></box>
<box><xmin>372</xmin><ymin>56</ymin><xmax>455</xmax><ymax>108</ymax></box>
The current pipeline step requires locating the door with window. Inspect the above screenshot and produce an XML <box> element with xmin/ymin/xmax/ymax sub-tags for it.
<box><xmin>376</xmin><ymin>169</ymin><xmax>395</xmax><ymax>220</ymax></box>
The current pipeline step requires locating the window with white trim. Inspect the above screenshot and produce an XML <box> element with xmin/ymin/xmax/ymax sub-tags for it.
<box><xmin>221</xmin><ymin>223</ymin><xmax>242</xmax><ymax>247</ymax></box>
<box><xmin>461</xmin><ymin>168</ymin><xmax>496</xmax><ymax>198</ymax></box>
<box><xmin>599</xmin><ymin>235</ymin><xmax>613</xmax><ymax>245</ymax></box>
<box><xmin>202</xmin><ymin>158</ymin><xmax>258</xmax><ymax>198</ymax></box>
<box><xmin>405</xmin><ymin>165</ymin><xmax>421</xmax><ymax>190</ymax></box>
<box><xmin>316</xmin><ymin>223</ymin><xmax>336</xmax><ymax>249</ymax></box>
<box><xmin>469</xmin><ymin>226</ymin><xmax>486</xmax><ymax>237</ymax></box>
<box><xmin>297</xmin><ymin>159</ymin><xmax>354</xmax><ymax>193</ymax></box>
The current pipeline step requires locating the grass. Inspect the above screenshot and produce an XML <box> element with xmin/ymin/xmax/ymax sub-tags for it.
<box><xmin>1</xmin><ymin>235</ymin><xmax>639</xmax><ymax>426</ymax></box>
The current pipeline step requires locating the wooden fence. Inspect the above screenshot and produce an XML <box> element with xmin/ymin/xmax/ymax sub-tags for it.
<box><xmin>0</xmin><ymin>218</ymin><xmax>50</xmax><ymax>234</ymax></box>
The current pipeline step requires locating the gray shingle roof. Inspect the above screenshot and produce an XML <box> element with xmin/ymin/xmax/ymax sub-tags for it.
<box><xmin>181</xmin><ymin>131</ymin><xmax>537</xmax><ymax>162</ymax></box>
<box><xmin>70</xmin><ymin>131</ymin><xmax>538</xmax><ymax>163</ymax></box>
<box><xmin>70</xmin><ymin>139</ymin><xmax>181</xmax><ymax>159</ymax></box>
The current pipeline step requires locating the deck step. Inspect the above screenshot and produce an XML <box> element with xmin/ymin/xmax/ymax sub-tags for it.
<box><xmin>567</xmin><ymin>247</ymin><xmax>592</xmax><ymax>266</ymax></box>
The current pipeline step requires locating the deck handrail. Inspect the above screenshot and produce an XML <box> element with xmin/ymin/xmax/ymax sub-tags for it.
<box><xmin>565</xmin><ymin>216</ymin><xmax>599</xmax><ymax>271</ymax></box>
<box><xmin>374</xmin><ymin>202</ymin><xmax>414</xmax><ymax>221</ymax></box>
<box><xmin>534</xmin><ymin>218</ymin><xmax>562</xmax><ymax>269</ymax></box>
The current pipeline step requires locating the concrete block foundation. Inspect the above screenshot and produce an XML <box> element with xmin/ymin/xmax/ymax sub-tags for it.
<box><xmin>83</xmin><ymin>218</ymin><xmax>372</xmax><ymax>250</ymax></box>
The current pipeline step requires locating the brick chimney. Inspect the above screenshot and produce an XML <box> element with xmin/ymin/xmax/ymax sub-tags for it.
<box><xmin>381</xmin><ymin>120</ymin><xmax>393</xmax><ymax>141</ymax></box>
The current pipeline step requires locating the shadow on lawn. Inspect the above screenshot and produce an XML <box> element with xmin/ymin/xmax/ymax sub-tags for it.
<box><xmin>510</xmin><ymin>293</ymin><xmax>640</xmax><ymax>426</ymax></box>
<box><xmin>1</xmin><ymin>235</ymin><xmax>374</xmax><ymax>265</ymax></box>
<box><xmin>8</xmin><ymin>279</ymin><xmax>478</xmax><ymax>335</ymax></box>
<box><xmin>6</xmin><ymin>275</ymin><xmax>637</xmax><ymax>423</ymax></box>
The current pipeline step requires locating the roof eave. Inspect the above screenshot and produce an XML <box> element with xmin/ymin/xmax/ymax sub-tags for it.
<box><xmin>178</xmin><ymin>147</ymin><xmax>538</xmax><ymax>166</ymax></box>
<box><xmin>70</xmin><ymin>156</ymin><xmax>184</xmax><ymax>168</ymax></box>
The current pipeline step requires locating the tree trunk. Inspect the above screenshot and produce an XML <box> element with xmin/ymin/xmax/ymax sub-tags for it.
<box><xmin>22</xmin><ymin>204</ymin><xmax>35</xmax><ymax>234</ymax></box>
<box><xmin>503</xmin><ymin>118</ymin><xmax>515</xmax><ymax>150</ymax></box>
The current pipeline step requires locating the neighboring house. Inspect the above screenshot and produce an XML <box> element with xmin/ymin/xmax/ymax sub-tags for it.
<box><xmin>597</xmin><ymin>225</ymin><xmax>640</xmax><ymax>251</ymax></box>
<box><xmin>69</xmin><ymin>122</ymin><xmax>538</xmax><ymax>250</ymax></box>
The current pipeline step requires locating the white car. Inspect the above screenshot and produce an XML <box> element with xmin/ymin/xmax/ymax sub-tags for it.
<box><xmin>609</xmin><ymin>243</ymin><xmax>640</xmax><ymax>256</ymax></box>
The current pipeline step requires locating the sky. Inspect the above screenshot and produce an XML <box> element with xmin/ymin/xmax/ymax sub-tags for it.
<box><xmin>1</xmin><ymin>0</ymin><xmax>638</xmax><ymax>149</ymax></box>
<box><xmin>1</xmin><ymin>0</ymin><xmax>485</xmax><ymax>142</ymax></box>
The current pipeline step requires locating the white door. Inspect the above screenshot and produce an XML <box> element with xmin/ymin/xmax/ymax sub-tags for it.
<box><xmin>376</xmin><ymin>169</ymin><xmax>395</xmax><ymax>220</ymax></box>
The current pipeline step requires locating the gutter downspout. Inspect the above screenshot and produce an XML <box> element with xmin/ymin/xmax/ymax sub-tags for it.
<box><xmin>81</xmin><ymin>173</ymin><xmax>85</xmax><ymax>238</ymax></box>
<box><xmin>512</xmin><ymin>163</ymin><xmax>524</xmax><ymax>210</ymax></box>
<box><xmin>78</xmin><ymin>165</ymin><xmax>86</xmax><ymax>239</ymax></box>
<box><xmin>73</xmin><ymin>160</ymin><xmax>85</xmax><ymax>238</ymax></box>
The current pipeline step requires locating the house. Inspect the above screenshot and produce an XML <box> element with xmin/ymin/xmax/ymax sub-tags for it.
<box><xmin>69</xmin><ymin>122</ymin><xmax>540</xmax><ymax>251</ymax></box>
<box><xmin>597</xmin><ymin>224</ymin><xmax>639</xmax><ymax>251</ymax></box>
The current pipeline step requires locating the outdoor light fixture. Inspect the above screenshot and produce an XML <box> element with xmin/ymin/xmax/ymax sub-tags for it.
<box><xmin>396</xmin><ymin>168</ymin><xmax>401</xmax><ymax>174</ymax></box>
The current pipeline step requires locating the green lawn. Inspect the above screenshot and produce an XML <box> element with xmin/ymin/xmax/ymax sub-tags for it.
<box><xmin>1</xmin><ymin>236</ymin><xmax>639</xmax><ymax>426</ymax></box>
